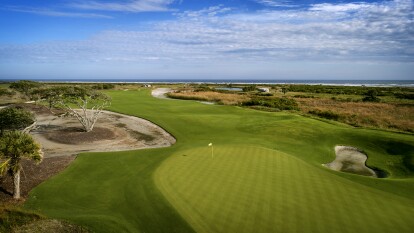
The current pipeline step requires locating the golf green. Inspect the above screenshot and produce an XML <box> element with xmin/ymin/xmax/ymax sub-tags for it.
<box><xmin>156</xmin><ymin>145</ymin><xmax>414</xmax><ymax>233</ymax></box>
<box><xmin>24</xmin><ymin>89</ymin><xmax>414</xmax><ymax>232</ymax></box>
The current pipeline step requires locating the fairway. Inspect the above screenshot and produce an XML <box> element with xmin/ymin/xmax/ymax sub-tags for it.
<box><xmin>23</xmin><ymin>89</ymin><xmax>414</xmax><ymax>232</ymax></box>
<box><xmin>156</xmin><ymin>145</ymin><xmax>414</xmax><ymax>233</ymax></box>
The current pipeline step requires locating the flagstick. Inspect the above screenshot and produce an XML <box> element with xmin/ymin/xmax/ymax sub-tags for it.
<box><xmin>211</xmin><ymin>145</ymin><xmax>214</xmax><ymax>159</ymax></box>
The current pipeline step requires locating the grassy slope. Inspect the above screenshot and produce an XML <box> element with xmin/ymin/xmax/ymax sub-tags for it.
<box><xmin>24</xmin><ymin>148</ymin><xmax>194</xmax><ymax>233</ymax></box>
<box><xmin>24</xmin><ymin>89</ymin><xmax>414</xmax><ymax>232</ymax></box>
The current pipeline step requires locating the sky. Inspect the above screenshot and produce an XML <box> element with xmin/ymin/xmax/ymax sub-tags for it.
<box><xmin>0</xmin><ymin>0</ymin><xmax>413</xmax><ymax>80</ymax></box>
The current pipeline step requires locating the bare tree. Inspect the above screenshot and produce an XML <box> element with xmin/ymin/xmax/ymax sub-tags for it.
<box><xmin>58</xmin><ymin>87</ymin><xmax>111</xmax><ymax>132</ymax></box>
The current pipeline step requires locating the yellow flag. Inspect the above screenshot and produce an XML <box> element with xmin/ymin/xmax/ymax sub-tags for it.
<box><xmin>208</xmin><ymin>143</ymin><xmax>212</xmax><ymax>146</ymax></box>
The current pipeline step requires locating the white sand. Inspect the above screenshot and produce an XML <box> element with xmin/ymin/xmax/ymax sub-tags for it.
<box><xmin>324</xmin><ymin>146</ymin><xmax>377</xmax><ymax>177</ymax></box>
<box><xmin>151</xmin><ymin>88</ymin><xmax>172</xmax><ymax>99</ymax></box>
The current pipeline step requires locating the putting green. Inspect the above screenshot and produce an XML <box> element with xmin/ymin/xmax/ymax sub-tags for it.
<box><xmin>156</xmin><ymin>145</ymin><xmax>413</xmax><ymax>233</ymax></box>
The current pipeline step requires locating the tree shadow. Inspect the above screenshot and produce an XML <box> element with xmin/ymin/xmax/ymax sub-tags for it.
<box><xmin>0</xmin><ymin>186</ymin><xmax>13</xmax><ymax>196</ymax></box>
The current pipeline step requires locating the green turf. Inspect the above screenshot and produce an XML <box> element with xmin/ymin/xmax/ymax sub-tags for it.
<box><xmin>24</xmin><ymin>89</ymin><xmax>414</xmax><ymax>232</ymax></box>
<box><xmin>25</xmin><ymin>148</ymin><xmax>194</xmax><ymax>233</ymax></box>
<box><xmin>156</xmin><ymin>145</ymin><xmax>414</xmax><ymax>233</ymax></box>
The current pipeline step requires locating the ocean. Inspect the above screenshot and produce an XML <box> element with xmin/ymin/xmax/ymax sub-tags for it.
<box><xmin>1</xmin><ymin>79</ymin><xmax>413</xmax><ymax>87</ymax></box>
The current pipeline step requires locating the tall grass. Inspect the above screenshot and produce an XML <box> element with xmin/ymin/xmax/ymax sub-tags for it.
<box><xmin>167</xmin><ymin>91</ymin><xmax>250</xmax><ymax>105</ymax></box>
<box><xmin>298</xmin><ymin>98</ymin><xmax>414</xmax><ymax>132</ymax></box>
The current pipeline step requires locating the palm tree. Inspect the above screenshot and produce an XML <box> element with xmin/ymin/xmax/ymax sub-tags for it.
<box><xmin>0</xmin><ymin>131</ymin><xmax>43</xmax><ymax>199</ymax></box>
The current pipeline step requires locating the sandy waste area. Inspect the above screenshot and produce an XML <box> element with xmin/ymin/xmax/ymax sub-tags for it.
<box><xmin>31</xmin><ymin>110</ymin><xmax>176</xmax><ymax>157</ymax></box>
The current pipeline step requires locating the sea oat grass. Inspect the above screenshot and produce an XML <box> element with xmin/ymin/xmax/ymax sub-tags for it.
<box><xmin>167</xmin><ymin>91</ymin><xmax>250</xmax><ymax>105</ymax></box>
<box><xmin>299</xmin><ymin>98</ymin><xmax>414</xmax><ymax>132</ymax></box>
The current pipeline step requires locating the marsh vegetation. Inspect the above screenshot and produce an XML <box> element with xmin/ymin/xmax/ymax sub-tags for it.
<box><xmin>167</xmin><ymin>84</ymin><xmax>413</xmax><ymax>132</ymax></box>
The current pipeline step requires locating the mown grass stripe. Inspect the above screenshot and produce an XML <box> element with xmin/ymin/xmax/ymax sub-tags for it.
<box><xmin>155</xmin><ymin>145</ymin><xmax>414</xmax><ymax>233</ymax></box>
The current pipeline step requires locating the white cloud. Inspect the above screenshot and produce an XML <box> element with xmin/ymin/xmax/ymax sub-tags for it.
<box><xmin>255</xmin><ymin>0</ymin><xmax>298</xmax><ymax>8</ymax></box>
<box><xmin>309</xmin><ymin>3</ymin><xmax>371</xmax><ymax>12</ymax></box>
<box><xmin>4</xmin><ymin>6</ymin><xmax>112</xmax><ymax>18</ymax></box>
<box><xmin>174</xmin><ymin>5</ymin><xmax>233</xmax><ymax>18</ymax></box>
<box><xmin>70</xmin><ymin>0</ymin><xmax>176</xmax><ymax>12</ymax></box>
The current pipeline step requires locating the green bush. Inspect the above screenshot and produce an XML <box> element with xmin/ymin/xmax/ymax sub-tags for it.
<box><xmin>242</xmin><ymin>97</ymin><xmax>298</xmax><ymax>110</ymax></box>
<box><xmin>0</xmin><ymin>88</ymin><xmax>14</xmax><ymax>96</ymax></box>
<box><xmin>166</xmin><ymin>93</ymin><xmax>208</xmax><ymax>101</ymax></box>
<box><xmin>362</xmin><ymin>90</ymin><xmax>380</xmax><ymax>102</ymax></box>
<box><xmin>394</xmin><ymin>93</ymin><xmax>414</xmax><ymax>100</ymax></box>
<box><xmin>242</xmin><ymin>85</ymin><xmax>256</xmax><ymax>92</ymax></box>
<box><xmin>279</xmin><ymin>84</ymin><xmax>413</xmax><ymax>97</ymax></box>
<box><xmin>294</xmin><ymin>95</ymin><xmax>314</xmax><ymax>98</ymax></box>
<box><xmin>308</xmin><ymin>109</ymin><xmax>340</xmax><ymax>120</ymax></box>
<box><xmin>91</xmin><ymin>83</ymin><xmax>115</xmax><ymax>90</ymax></box>
<box><xmin>0</xmin><ymin>107</ymin><xmax>35</xmax><ymax>135</ymax></box>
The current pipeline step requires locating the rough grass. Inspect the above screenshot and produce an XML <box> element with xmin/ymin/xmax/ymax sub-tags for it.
<box><xmin>298</xmin><ymin>98</ymin><xmax>414</xmax><ymax>132</ymax></box>
<box><xmin>23</xmin><ymin>89</ymin><xmax>414</xmax><ymax>232</ymax></box>
<box><xmin>14</xmin><ymin>219</ymin><xmax>91</xmax><ymax>233</ymax></box>
<box><xmin>0</xmin><ymin>206</ymin><xmax>44</xmax><ymax>232</ymax></box>
<box><xmin>167</xmin><ymin>91</ymin><xmax>249</xmax><ymax>105</ymax></box>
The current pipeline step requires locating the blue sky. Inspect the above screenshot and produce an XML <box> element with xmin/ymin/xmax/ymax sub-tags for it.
<box><xmin>0</xmin><ymin>0</ymin><xmax>413</xmax><ymax>80</ymax></box>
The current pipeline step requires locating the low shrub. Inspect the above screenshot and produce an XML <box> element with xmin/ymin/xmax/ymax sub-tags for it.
<box><xmin>294</xmin><ymin>95</ymin><xmax>315</xmax><ymax>98</ymax></box>
<box><xmin>0</xmin><ymin>208</ymin><xmax>44</xmax><ymax>233</ymax></box>
<box><xmin>394</xmin><ymin>93</ymin><xmax>414</xmax><ymax>100</ymax></box>
<box><xmin>362</xmin><ymin>89</ymin><xmax>381</xmax><ymax>102</ymax></box>
<box><xmin>242</xmin><ymin>85</ymin><xmax>256</xmax><ymax>92</ymax></box>
<box><xmin>193</xmin><ymin>85</ymin><xmax>211</xmax><ymax>92</ymax></box>
<box><xmin>166</xmin><ymin>93</ymin><xmax>208</xmax><ymax>101</ymax></box>
<box><xmin>362</xmin><ymin>96</ymin><xmax>381</xmax><ymax>102</ymax></box>
<box><xmin>91</xmin><ymin>83</ymin><xmax>115</xmax><ymax>90</ymax></box>
<box><xmin>257</xmin><ymin>93</ymin><xmax>273</xmax><ymax>96</ymax></box>
<box><xmin>308</xmin><ymin>109</ymin><xmax>340</xmax><ymax>121</ymax></box>
<box><xmin>242</xmin><ymin>97</ymin><xmax>299</xmax><ymax>110</ymax></box>
<box><xmin>0</xmin><ymin>88</ymin><xmax>15</xmax><ymax>96</ymax></box>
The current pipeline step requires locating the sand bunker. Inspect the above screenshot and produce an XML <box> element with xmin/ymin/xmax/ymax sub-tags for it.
<box><xmin>151</xmin><ymin>88</ymin><xmax>172</xmax><ymax>99</ymax></box>
<box><xmin>324</xmin><ymin>146</ymin><xmax>377</xmax><ymax>177</ymax></box>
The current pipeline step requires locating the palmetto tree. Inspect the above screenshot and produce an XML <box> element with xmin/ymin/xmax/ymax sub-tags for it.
<box><xmin>0</xmin><ymin>131</ymin><xmax>43</xmax><ymax>199</ymax></box>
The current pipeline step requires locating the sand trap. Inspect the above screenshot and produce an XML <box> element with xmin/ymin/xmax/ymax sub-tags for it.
<box><xmin>324</xmin><ymin>146</ymin><xmax>377</xmax><ymax>177</ymax></box>
<box><xmin>151</xmin><ymin>88</ymin><xmax>172</xmax><ymax>99</ymax></box>
<box><xmin>198</xmin><ymin>101</ymin><xmax>215</xmax><ymax>105</ymax></box>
